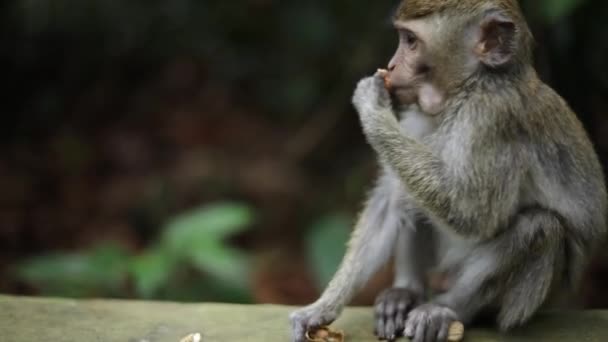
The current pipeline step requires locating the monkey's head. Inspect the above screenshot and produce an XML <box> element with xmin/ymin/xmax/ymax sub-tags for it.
<box><xmin>386</xmin><ymin>0</ymin><xmax>533</xmax><ymax>114</ymax></box>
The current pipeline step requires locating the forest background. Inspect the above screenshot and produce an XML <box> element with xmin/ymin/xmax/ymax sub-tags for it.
<box><xmin>1</xmin><ymin>0</ymin><xmax>607</xmax><ymax>308</ymax></box>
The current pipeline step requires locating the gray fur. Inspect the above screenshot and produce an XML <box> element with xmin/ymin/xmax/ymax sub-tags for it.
<box><xmin>290</xmin><ymin>72</ymin><xmax>606</xmax><ymax>342</ymax></box>
<box><xmin>291</xmin><ymin>6</ymin><xmax>606</xmax><ymax>342</ymax></box>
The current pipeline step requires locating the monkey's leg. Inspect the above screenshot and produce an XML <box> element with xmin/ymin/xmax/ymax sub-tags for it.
<box><xmin>289</xmin><ymin>178</ymin><xmax>402</xmax><ymax>342</ymax></box>
<box><xmin>375</xmin><ymin>218</ymin><xmax>435</xmax><ymax>341</ymax></box>
<box><xmin>404</xmin><ymin>209</ymin><xmax>564</xmax><ymax>342</ymax></box>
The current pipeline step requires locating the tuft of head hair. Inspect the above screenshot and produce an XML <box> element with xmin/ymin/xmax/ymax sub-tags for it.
<box><xmin>396</xmin><ymin>0</ymin><xmax>523</xmax><ymax>20</ymax></box>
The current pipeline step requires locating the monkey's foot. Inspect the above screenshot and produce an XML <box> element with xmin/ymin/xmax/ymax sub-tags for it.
<box><xmin>405</xmin><ymin>304</ymin><xmax>458</xmax><ymax>342</ymax></box>
<box><xmin>374</xmin><ymin>288</ymin><xmax>422</xmax><ymax>341</ymax></box>
<box><xmin>289</xmin><ymin>304</ymin><xmax>339</xmax><ymax>342</ymax></box>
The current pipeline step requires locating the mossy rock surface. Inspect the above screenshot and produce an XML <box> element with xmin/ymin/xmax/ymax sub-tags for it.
<box><xmin>1</xmin><ymin>295</ymin><xmax>607</xmax><ymax>341</ymax></box>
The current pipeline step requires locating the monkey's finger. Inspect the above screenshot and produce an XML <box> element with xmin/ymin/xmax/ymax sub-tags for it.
<box><xmin>404</xmin><ymin>316</ymin><xmax>415</xmax><ymax>338</ymax></box>
<box><xmin>394</xmin><ymin>309</ymin><xmax>405</xmax><ymax>333</ymax></box>
<box><xmin>292</xmin><ymin>322</ymin><xmax>307</xmax><ymax>342</ymax></box>
<box><xmin>376</xmin><ymin>317</ymin><xmax>387</xmax><ymax>340</ymax></box>
<box><xmin>424</xmin><ymin>318</ymin><xmax>440</xmax><ymax>342</ymax></box>
<box><xmin>413</xmin><ymin>318</ymin><xmax>426</xmax><ymax>342</ymax></box>
<box><xmin>374</xmin><ymin>299</ymin><xmax>386</xmax><ymax>338</ymax></box>
<box><xmin>375</xmin><ymin>295</ymin><xmax>387</xmax><ymax>316</ymax></box>
<box><xmin>290</xmin><ymin>313</ymin><xmax>316</xmax><ymax>342</ymax></box>
<box><xmin>397</xmin><ymin>294</ymin><xmax>412</xmax><ymax>312</ymax></box>
<box><xmin>437</xmin><ymin>318</ymin><xmax>450</xmax><ymax>342</ymax></box>
<box><xmin>373</xmin><ymin>74</ymin><xmax>388</xmax><ymax>88</ymax></box>
<box><xmin>384</xmin><ymin>316</ymin><xmax>397</xmax><ymax>341</ymax></box>
<box><xmin>384</xmin><ymin>297</ymin><xmax>396</xmax><ymax>316</ymax></box>
<box><xmin>388</xmin><ymin>292</ymin><xmax>406</xmax><ymax>338</ymax></box>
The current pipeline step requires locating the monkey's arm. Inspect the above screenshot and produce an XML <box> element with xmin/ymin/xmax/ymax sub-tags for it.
<box><xmin>290</xmin><ymin>176</ymin><xmax>402</xmax><ymax>342</ymax></box>
<box><xmin>353</xmin><ymin>75</ymin><xmax>521</xmax><ymax>239</ymax></box>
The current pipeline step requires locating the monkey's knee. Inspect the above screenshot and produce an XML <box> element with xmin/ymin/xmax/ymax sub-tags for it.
<box><xmin>374</xmin><ymin>287</ymin><xmax>423</xmax><ymax>340</ymax></box>
<box><xmin>496</xmin><ymin>213</ymin><xmax>566</xmax><ymax>330</ymax></box>
<box><xmin>497</xmin><ymin>259</ymin><xmax>561</xmax><ymax>331</ymax></box>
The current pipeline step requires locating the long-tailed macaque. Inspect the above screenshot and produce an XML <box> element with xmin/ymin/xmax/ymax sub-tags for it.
<box><xmin>290</xmin><ymin>1</ymin><xmax>607</xmax><ymax>342</ymax></box>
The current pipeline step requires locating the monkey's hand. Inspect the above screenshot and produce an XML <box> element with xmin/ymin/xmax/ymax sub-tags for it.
<box><xmin>352</xmin><ymin>74</ymin><xmax>401</xmax><ymax>144</ymax></box>
<box><xmin>352</xmin><ymin>72</ymin><xmax>392</xmax><ymax>113</ymax></box>
<box><xmin>289</xmin><ymin>302</ymin><xmax>340</xmax><ymax>342</ymax></box>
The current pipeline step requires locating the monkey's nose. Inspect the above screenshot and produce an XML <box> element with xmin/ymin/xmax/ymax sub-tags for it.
<box><xmin>388</xmin><ymin>56</ymin><xmax>398</xmax><ymax>71</ymax></box>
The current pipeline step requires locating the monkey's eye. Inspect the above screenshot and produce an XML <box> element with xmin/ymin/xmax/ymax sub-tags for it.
<box><xmin>401</xmin><ymin>30</ymin><xmax>418</xmax><ymax>49</ymax></box>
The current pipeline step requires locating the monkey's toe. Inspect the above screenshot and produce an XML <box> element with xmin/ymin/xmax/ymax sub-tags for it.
<box><xmin>405</xmin><ymin>304</ymin><xmax>458</xmax><ymax>342</ymax></box>
<box><xmin>374</xmin><ymin>287</ymin><xmax>421</xmax><ymax>341</ymax></box>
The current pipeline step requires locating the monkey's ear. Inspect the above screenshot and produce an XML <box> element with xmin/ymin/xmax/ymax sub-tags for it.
<box><xmin>475</xmin><ymin>11</ymin><xmax>517</xmax><ymax>68</ymax></box>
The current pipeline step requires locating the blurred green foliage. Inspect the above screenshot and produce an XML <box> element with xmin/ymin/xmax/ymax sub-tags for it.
<box><xmin>531</xmin><ymin>0</ymin><xmax>588</xmax><ymax>22</ymax></box>
<box><xmin>17</xmin><ymin>203</ymin><xmax>254</xmax><ymax>302</ymax></box>
<box><xmin>17</xmin><ymin>244</ymin><xmax>129</xmax><ymax>298</ymax></box>
<box><xmin>3</xmin><ymin>0</ymin><xmax>608</xmax><ymax>306</ymax></box>
<box><xmin>306</xmin><ymin>214</ymin><xmax>351</xmax><ymax>290</ymax></box>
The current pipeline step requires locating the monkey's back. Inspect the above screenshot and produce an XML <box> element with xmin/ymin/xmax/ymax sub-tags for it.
<box><xmin>523</xmin><ymin>81</ymin><xmax>606</xmax><ymax>231</ymax></box>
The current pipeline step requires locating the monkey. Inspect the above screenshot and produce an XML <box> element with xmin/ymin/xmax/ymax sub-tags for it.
<box><xmin>289</xmin><ymin>1</ymin><xmax>607</xmax><ymax>342</ymax></box>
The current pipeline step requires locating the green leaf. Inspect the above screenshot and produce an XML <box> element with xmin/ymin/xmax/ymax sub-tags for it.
<box><xmin>162</xmin><ymin>202</ymin><xmax>254</xmax><ymax>253</ymax></box>
<box><xmin>188</xmin><ymin>243</ymin><xmax>249</xmax><ymax>285</ymax></box>
<box><xmin>159</xmin><ymin>202</ymin><xmax>254</xmax><ymax>291</ymax></box>
<box><xmin>88</xmin><ymin>244</ymin><xmax>130</xmax><ymax>291</ymax></box>
<box><xmin>305</xmin><ymin>214</ymin><xmax>352</xmax><ymax>290</ymax></box>
<box><xmin>129</xmin><ymin>249</ymin><xmax>175</xmax><ymax>299</ymax></box>
<box><xmin>16</xmin><ymin>243</ymin><xmax>129</xmax><ymax>297</ymax></box>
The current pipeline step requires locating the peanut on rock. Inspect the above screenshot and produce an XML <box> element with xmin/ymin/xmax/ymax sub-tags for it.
<box><xmin>179</xmin><ymin>333</ymin><xmax>201</xmax><ymax>342</ymax></box>
<box><xmin>305</xmin><ymin>326</ymin><xmax>344</xmax><ymax>342</ymax></box>
<box><xmin>448</xmin><ymin>321</ymin><xmax>465</xmax><ymax>342</ymax></box>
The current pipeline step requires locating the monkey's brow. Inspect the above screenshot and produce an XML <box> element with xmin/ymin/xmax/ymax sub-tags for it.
<box><xmin>393</xmin><ymin>21</ymin><xmax>409</xmax><ymax>30</ymax></box>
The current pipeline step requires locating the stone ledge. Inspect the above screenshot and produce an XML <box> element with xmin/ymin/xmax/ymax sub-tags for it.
<box><xmin>1</xmin><ymin>295</ymin><xmax>607</xmax><ymax>341</ymax></box>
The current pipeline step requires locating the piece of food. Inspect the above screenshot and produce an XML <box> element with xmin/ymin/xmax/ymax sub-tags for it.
<box><xmin>377</xmin><ymin>68</ymin><xmax>391</xmax><ymax>90</ymax></box>
<box><xmin>179</xmin><ymin>332</ymin><xmax>201</xmax><ymax>342</ymax></box>
<box><xmin>448</xmin><ymin>321</ymin><xmax>465</xmax><ymax>342</ymax></box>
<box><xmin>305</xmin><ymin>326</ymin><xmax>344</xmax><ymax>342</ymax></box>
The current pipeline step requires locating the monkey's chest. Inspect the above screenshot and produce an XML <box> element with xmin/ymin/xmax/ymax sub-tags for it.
<box><xmin>399</xmin><ymin>109</ymin><xmax>438</xmax><ymax>141</ymax></box>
